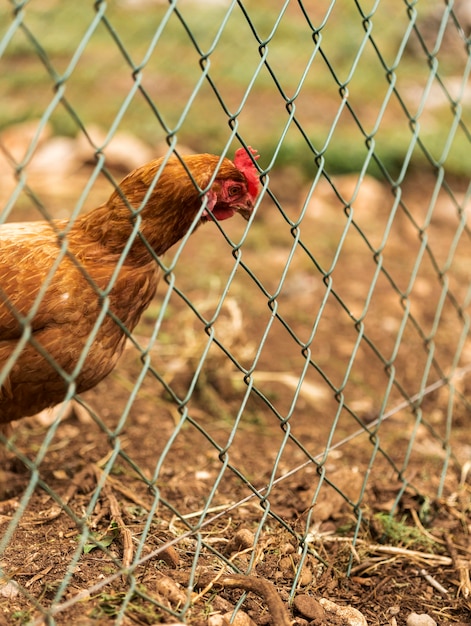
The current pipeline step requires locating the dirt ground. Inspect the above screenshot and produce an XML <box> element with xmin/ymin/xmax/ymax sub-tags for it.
<box><xmin>0</xmin><ymin>152</ymin><xmax>470</xmax><ymax>625</ymax></box>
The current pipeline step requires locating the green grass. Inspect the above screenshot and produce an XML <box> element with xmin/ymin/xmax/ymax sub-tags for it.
<box><xmin>0</xmin><ymin>0</ymin><xmax>468</xmax><ymax>179</ymax></box>
<box><xmin>372</xmin><ymin>512</ymin><xmax>437</xmax><ymax>551</ymax></box>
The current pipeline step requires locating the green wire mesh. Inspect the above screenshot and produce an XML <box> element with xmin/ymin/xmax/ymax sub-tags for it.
<box><xmin>0</xmin><ymin>0</ymin><xmax>470</xmax><ymax>624</ymax></box>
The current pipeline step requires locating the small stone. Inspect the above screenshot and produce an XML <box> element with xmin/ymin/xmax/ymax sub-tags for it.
<box><xmin>406</xmin><ymin>613</ymin><xmax>437</xmax><ymax>626</ymax></box>
<box><xmin>75</xmin><ymin>124</ymin><xmax>154</xmax><ymax>171</ymax></box>
<box><xmin>319</xmin><ymin>598</ymin><xmax>368</xmax><ymax>626</ymax></box>
<box><xmin>281</xmin><ymin>542</ymin><xmax>296</xmax><ymax>555</ymax></box>
<box><xmin>298</xmin><ymin>565</ymin><xmax>313</xmax><ymax>587</ymax></box>
<box><xmin>222</xmin><ymin>610</ymin><xmax>256</xmax><ymax>626</ymax></box>
<box><xmin>208</xmin><ymin>615</ymin><xmax>230</xmax><ymax>626</ymax></box>
<box><xmin>293</xmin><ymin>594</ymin><xmax>325</xmax><ymax>621</ymax></box>
<box><xmin>279</xmin><ymin>556</ymin><xmax>293</xmax><ymax>571</ymax></box>
<box><xmin>0</xmin><ymin>580</ymin><xmax>19</xmax><ymax>598</ymax></box>
<box><xmin>225</xmin><ymin>528</ymin><xmax>255</xmax><ymax>554</ymax></box>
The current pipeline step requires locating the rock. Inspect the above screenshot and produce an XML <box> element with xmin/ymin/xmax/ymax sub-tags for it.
<box><xmin>406</xmin><ymin>613</ymin><xmax>437</xmax><ymax>626</ymax></box>
<box><xmin>308</xmin><ymin>173</ymin><xmax>386</xmax><ymax>219</ymax></box>
<box><xmin>154</xmin><ymin>574</ymin><xmax>186</xmax><ymax>605</ymax></box>
<box><xmin>0</xmin><ymin>120</ymin><xmax>54</xmax><ymax>203</ymax></box>
<box><xmin>29</xmin><ymin>136</ymin><xmax>78</xmax><ymax>176</ymax></box>
<box><xmin>297</xmin><ymin>564</ymin><xmax>313</xmax><ymax>587</ymax></box>
<box><xmin>222</xmin><ymin>610</ymin><xmax>256</xmax><ymax>626</ymax></box>
<box><xmin>225</xmin><ymin>528</ymin><xmax>255</xmax><ymax>554</ymax></box>
<box><xmin>293</xmin><ymin>594</ymin><xmax>325</xmax><ymax>621</ymax></box>
<box><xmin>0</xmin><ymin>579</ymin><xmax>20</xmax><ymax>598</ymax></box>
<box><xmin>319</xmin><ymin>598</ymin><xmax>368</xmax><ymax>626</ymax></box>
<box><xmin>75</xmin><ymin>124</ymin><xmax>154</xmax><ymax>171</ymax></box>
<box><xmin>280</xmin><ymin>542</ymin><xmax>296</xmax><ymax>555</ymax></box>
<box><xmin>0</xmin><ymin>119</ymin><xmax>53</xmax><ymax>163</ymax></box>
<box><xmin>208</xmin><ymin>616</ymin><xmax>230</xmax><ymax>626</ymax></box>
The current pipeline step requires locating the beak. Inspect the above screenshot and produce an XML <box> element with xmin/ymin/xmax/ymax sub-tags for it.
<box><xmin>237</xmin><ymin>199</ymin><xmax>255</xmax><ymax>221</ymax></box>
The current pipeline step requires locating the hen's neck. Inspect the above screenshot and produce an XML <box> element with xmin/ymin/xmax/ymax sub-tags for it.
<box><xmin>71</xmin><ymin>193</ymin><xmax>201</xmax><ymax>265</ymax></box>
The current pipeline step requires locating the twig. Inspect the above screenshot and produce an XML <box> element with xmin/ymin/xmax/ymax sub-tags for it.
<box><xmin>102</xmin><ymin>472</ymin><xmax>151</xmax><ymax>511</ymax></box>
<box><xmin>191</xmin><ymin>545</ymin><xmax>255</xmax><ymax>605</ymax></box>
<box><xmin>97</xmin><ymin>468</ymin><xmax>179</xmax><ymax>569</ymax></box>
<box><xmin>445</xmin><ymin>535</ymin><xmax>471</xmax><ymax>599</ymax></box>
<box><xmin>314</xmin><ymin>535</ymin><xmax>452</xmax><ymax>566</ymax></box>
<box><xmin>409</xmin><ymin>508</ymin><xmax>446</xmax><ymax>546</ymax></box>
<box><xmin>101</xmin><ymin>481</ymin><xmax>134</xmax><ymax>574</ymax></box>
<box><xmin>196</xmin><ymin>572</ymin><xmax>291</xmax><ymax>626</ymax></box>
<box><xmin>368</xmin><ymin>544</ymin><xmax>451</xmax><ymax>565</ymax></box>
<box><xmin>417</xmin><ymin>569</ymin><xmax>449</xmax><ymax>595</ymax></box>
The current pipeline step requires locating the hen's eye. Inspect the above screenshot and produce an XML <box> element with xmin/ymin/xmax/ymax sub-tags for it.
<box><xmin>228</xmin><ymin>185</ymin><xmax>242</xmax><ymax>197</ymax></box>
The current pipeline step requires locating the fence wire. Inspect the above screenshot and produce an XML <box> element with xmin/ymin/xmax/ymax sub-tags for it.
<box><xmin>0</xmin><ymin>1</ymin><xmax>470</xmax><ymax>624</ymax></box>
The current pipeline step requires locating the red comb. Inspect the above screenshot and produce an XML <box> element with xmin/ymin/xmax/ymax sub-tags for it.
<box><xmin>233</xmin><ymin>146</ymin><xmax>260</xmax><ymax>199</ymax></box>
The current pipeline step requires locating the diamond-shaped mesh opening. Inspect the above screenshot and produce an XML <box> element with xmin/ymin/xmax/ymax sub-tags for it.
<box><xmin>1</xmin><ymin>0</ymin><xmax>470</xmax><ymax>624</ymax></box>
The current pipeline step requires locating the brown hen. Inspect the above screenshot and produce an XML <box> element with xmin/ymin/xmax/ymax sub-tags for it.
<box><xmin>0</xmin><ymin>147</ymin><xmax>260</xmax><ymax>423</ymax></box>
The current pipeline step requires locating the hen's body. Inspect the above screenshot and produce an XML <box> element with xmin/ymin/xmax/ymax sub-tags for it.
<box><xmin>0</xmin><ymin>149</ymin><xmax>259</xmax><ymax>423</ymax></box>
<box><xmin>0</xmin><ymin>223</ymin><xmax>159</xmax><ymax>421</ymax></box>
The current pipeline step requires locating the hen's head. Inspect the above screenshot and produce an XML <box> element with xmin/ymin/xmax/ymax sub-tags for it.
<box><xmin>199</xmin><ymin>146</ymin><xmax>260</xmax><ymax>223</ymax></box>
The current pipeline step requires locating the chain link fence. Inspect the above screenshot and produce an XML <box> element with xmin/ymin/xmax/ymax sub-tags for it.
<box><xmin>1</xmin><ymin>1</ymin><xmax>470</xmax><ymax>624</ymax></box>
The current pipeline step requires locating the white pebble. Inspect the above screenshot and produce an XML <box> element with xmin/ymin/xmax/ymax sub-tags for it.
<box><xmin>208</xmin><ymin>616</ymin><xmax>228</xmax><ymax>626</ymax></box>
<box><xmin>319</xmin><ymin>598</ymin><xmax>368</xmax><ymax>626</ymax></box>
<box><xmin>222</xmin><ymin>611</ymin><xmax>256</xmax><ymax>625</ymax></box>
<box><xmin>0</xmin><ymin>580</ymin><xmax>20</xmax><ymax>598</ymax></box>
<box><xmin>406</xmin><ymin>613</ymin><xmax>437</xmax><ymax>626</ymax></box>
